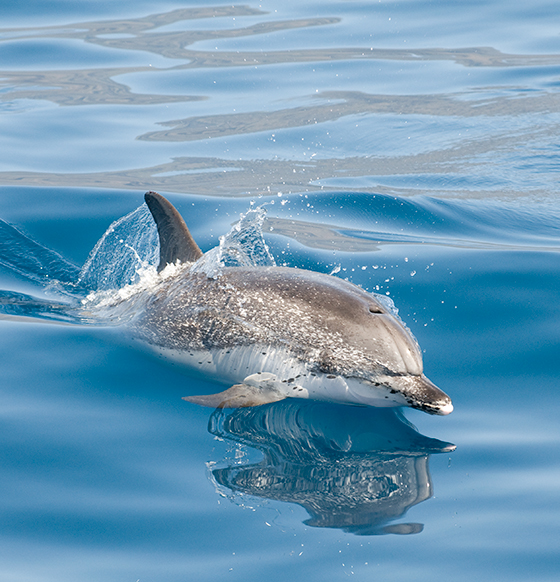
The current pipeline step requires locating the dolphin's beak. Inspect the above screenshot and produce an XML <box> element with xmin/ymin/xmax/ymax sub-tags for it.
<box><xmin>408</xmin><ymin>374</ymin><xmax>453</xmax><ymax>415</ymax></box>
<box><xmin>430</xmin><ymin>398</ymin><xmax>454</xmax><ymax>415</ymax></box>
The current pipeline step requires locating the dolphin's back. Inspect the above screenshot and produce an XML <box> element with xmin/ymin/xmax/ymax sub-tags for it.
<box><xmin>222</xmin><ymin>267</ymin><xmax>424</xmax><ymax>377</ymax></box>
<box><xmin>136</xmin><ymin>265</ymin><xmax>423</xmax><ymax>378</ymax></box>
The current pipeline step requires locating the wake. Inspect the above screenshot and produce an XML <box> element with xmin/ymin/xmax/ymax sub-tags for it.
<box><xmin>0</xmin><ymin>202</ymin><xmax>274</xmax><ymax>327</ymax></box>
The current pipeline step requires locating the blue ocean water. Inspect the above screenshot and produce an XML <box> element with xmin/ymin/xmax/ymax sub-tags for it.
<box><xmin>1</xmin><ymin>1</ymin><xmax>560</xmax><ymax>581</ymax></box>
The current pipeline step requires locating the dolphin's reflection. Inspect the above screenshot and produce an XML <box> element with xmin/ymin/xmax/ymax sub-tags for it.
<box><xmin>207</xmin><ymin>400</ymin><xmax>455</xmax><ymax>536</ymax></box>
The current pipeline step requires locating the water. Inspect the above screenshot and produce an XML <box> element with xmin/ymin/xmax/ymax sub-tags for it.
<box><xmin>1</xmin><ymin>1</ymin><xmax>560</xmax><ymax>580</ymax></box>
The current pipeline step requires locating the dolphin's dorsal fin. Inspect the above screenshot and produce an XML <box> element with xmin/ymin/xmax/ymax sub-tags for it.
<box><xmin>144</xmin><ymin>191</ymin><xmax>203</xmax><ymax>272</ymax></box>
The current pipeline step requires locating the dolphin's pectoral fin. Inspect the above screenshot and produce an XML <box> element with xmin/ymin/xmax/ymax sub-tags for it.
<box><xmin>183</xmin><ymin>384</ymin><xmax>286</xmax><ymax>408</ymax></box>
<box><xmin>144</xmin><ymin>191</ymin><xmax>203</xmax><ymax>272</ymax></box>
<box><xmin>183</xmin><ymin>372</ymin><xmax>287</xmax><ymax>409</ymax></box>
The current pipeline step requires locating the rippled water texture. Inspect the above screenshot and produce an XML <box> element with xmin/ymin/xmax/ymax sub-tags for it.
<box><xmin>1</xmin><ymin>2</ymin><xmax>560</xmax><ymax>581</ymax></box>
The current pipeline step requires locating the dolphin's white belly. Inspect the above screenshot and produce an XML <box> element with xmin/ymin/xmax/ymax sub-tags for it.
<box><xmin>147</xmin><ymin>342</ymin><xmax>407</xmax><ymax>408</ymax></box>
<box><xmin>148</xmin><ymin>343</ymin><xmax>307</xmax><ymax>384</ymax></box>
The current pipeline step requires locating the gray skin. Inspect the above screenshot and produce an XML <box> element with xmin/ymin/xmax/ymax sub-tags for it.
<box><xmin>137</xmin><ymin>192</ymin><xmax>453</xmax><ymax>415</ymax></box>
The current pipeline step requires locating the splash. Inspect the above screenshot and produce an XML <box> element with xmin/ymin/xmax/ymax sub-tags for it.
<box><xmin>78</xmin><ymin>204</ymin><xmax>159</xmax><ymax>292</ymax></box>
<box><xmin>0</xmin><ymin>203</ymin><xmax>159</xmax><ymax>325</ymax></box>
<box><xmin>0</xmin><ymin>202</ymin><xmax>277</xmax><ymax>326</ymax></box>
<box><xmin>191</xmin><ymin>206</ymin><xmax>275</xmax><ymax>278</ymax></box>
<box><xmin>79</xmin><ymin>206</ymin><xmax>276</xmax><ymax>323</ymax></box>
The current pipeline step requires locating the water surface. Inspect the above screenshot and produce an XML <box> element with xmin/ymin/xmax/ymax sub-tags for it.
<box><xmin>1</xmin><ymin>1</ymin><xmax>560</xmax><ymax>581</ymax></box>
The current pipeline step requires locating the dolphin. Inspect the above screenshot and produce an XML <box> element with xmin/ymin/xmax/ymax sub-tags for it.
<box><xmin>134</xmin><ymin>192</ymin><xmax>453</xmax><ymax>415</ymax></box>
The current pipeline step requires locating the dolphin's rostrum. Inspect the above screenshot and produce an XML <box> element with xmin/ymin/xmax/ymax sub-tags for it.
<box><xmin>137</xmin><ymin>192</ymin><xmax>453</xmax><ymax>415</ymax></box>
